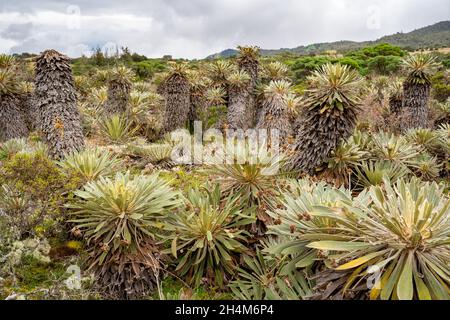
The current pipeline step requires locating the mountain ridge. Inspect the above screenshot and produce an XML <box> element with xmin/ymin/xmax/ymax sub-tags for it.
<box><xmin>206</xmin><ymin>21</ymin><xmax>450</xmax><ymax>59</ymax></box>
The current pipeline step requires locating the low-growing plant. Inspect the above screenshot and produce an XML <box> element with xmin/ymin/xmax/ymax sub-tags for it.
<box><xmin>0</xmin><ymin>151</ymin><xmax>80</xmax><ymax>238</ymax></box>
<box><xmin>369</xmin><ymin>132</ymin><xmax>420</xmax><ymax>167</ymax></box>
<box><xmin>126</xmin><ymin>143</ymin><xmax>173</xmax><ymax>165</ymax></box>
<box><xmin>354</xmin><ymin>161</ymin><xmax>410</xmax><ymax>188</ymax></box>
<box><xmin>68</xmin><ymin>172</ymin><xmax>181</xmax><ymax>298</ymax></box>
<box><xmin>59</xmin><ymin>147</ymin><xmax>122</xmax><ymax>182</ymax></box>
<box><xmin>436</xmin><ymin>123</ymin><xmax>449</xmax><ymax>148</ymax></box>
<box><xmin>0</xmin><ymin>138</ymin><xmax>48</xmax><ymax>161</ymax></box>
<box><xmin>0</xmin><ymin>184</ymin><xmax>32</xmax><ymax>238</ymax></box>
<box><xmin>303</xmin><ymin>178</ymin><xmax>450</xmax><ymax>300</ymax></box>
<box><xmin>0</xmin><ymin>138</ymin><xmax>28</xmax><ymax>160</ymax></box>
<box><xmin>266</xmin><ymin>179</ymin><xmax>357</xmax><ymax>275</ymax></box>
<box><xmin>408</xmin><ymin>154</ymin><xmax>441</xmax><ymax>180</ymax></box>
<box><xmin>229</xmin><ymin>251</ymin><xmax>313</xmax><ymax>300</ymax></box>
<box><xmin>99</xmin><ymin>114</ymin><xmax>137</xmax><ymax>144</ymax></box>
<box><xmin>324</xmin><ymin>138</ymin><xmax>368</xmax><ymax>186</ymax></box>
<box><xmin>205</xmin><ymin>143</ymin><xmax>285</xmax><ymax>236</ymax></box>
<box><xmin>405</xmin><ymin>128</ymin><xmax>442</xmax><ymax>155</ymax></box>
<box><xmin>163</xmin><ymin>185</ymin><xmax>254</xmax><ymax>287</ymax></box>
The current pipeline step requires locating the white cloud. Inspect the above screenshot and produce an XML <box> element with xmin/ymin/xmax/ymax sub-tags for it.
<box><xmin>0</xmin><ymin>0</ymin><xmax>448</xmax><ymax>58</ymax></box>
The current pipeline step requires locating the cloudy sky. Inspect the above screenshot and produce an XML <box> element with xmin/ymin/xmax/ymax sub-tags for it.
<box><xmin>0</xmin><ymin>0</ymin><xmax>448</xmax><ymax>59</ymax></box>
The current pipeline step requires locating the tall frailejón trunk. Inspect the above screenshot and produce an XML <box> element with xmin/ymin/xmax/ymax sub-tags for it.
<box><xmin>400</xmin><ymin>53</ymin><xmax>437</xmax><ymax>130</ymax></box>
<box><xmin>0</xmin><ymin>60</ymin><xmax>29</xmax><ymax>141</ymax></box>
<box><xmin>162</xmin><ymin>73</ymin><xmax>190</xmax><ymax>133</ymax></box>
<box><xmin>104</xmin><ymin>78</ymin><xmax>131</xmax><ymax>116</ymax></box>
<box><xmin>0</xmin><ymin>95</ymin><xmax>29</xmax><ymax>141</ymax></box>
<box><xmin>402</xmin><ymin>81</ymin><xmax>431</xmax><ymax>129</ymax></box>
<box><xmin>227</xmin><ymin>85</ymin><xmax>252</xmax><ymax>131</ymax></box>
<box><xmin>237</xmin><ymin>61</ymin><xmax>258</xmax><ymax>129</ymax></box>
<box><xmin>289</xmin><ymin>64</ymin><xmax>362</xmax><ymax>175</ymax></box>
<box><xmin>256</xmin><ymin>94</ymin><xmax>293</xmax><ymax>144</ymax></box>
<box><xmin>35</xmin><ymin>50</ymin><xmax>85</xmax><ymax>158</ymax></box>
<box><xmin>20</xmin><ymin>91</ymin><xmax>40</xmax><ymax>131</ymax></box>
<box><xmin>388</xmin><ymin>94</ymin><xmax>403</xmax><ymax>114</ymax></box>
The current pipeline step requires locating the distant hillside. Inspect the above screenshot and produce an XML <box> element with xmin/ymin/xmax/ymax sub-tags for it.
<box><xmin>207</xmin><ymin>21</ymin><xmax>450</xmax><ymax>59</ymax></box>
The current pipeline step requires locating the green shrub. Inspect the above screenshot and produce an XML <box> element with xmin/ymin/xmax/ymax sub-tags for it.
<box><xmin>361</xmin><ymin>43</ymin><xmax>406</xmax><ymax>57</ymax></box>
<box><xmin>291</xmin><ymin>56</ymin><xmax>332</xmax><ymax>81</ymax></box>
<box><xmin>431</xmin><ymin>71</ymin><xmax>450</xmax><ymax>102</ymax></box>
<box><xmin>337</xmin><ymin>57</ymin><xmax>363</xmax><ymax>73</ymax></box>
<box><xmin>132</xmin><ymin>59</ymin><xmax>167</xmax><ymax>80</ymax></box>
<box><xmin>367</xmin><ymin>55</ymin><xmax>402</xmax><ymax>75</ymax></box>
<box><xmin>0</xmin><ymin>151</ymin><xmax>80</xmax><ymax>238</ymax></box>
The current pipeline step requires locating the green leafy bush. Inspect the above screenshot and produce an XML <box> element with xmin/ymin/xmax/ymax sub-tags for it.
<box><xmin>367</xmin><ymin>55</ymin><xmax>402</xmax><ymax>75</ymax></box>
<box><xmin>132</xmin><ymin>59</ymin><xmax>167</xmax><ymax>80</ymax></box>
<box><xmin>0</xmin><ymin>151</ymin><xmax>80</xmax><ymax>238</ymax></box>
<box><xmin>337</xmin><ymin>57</ymin><xmax>363</xmax><ymax>73</ymax></box>
<box><xmin>291</xmin><ymin>56</ymin><xmax>332</xmax><ymax>81</ymax></box>
<box><xmin>431</xmin><ymin>71</ymin><xmax>450</xmax><ymax>102</ymax></box>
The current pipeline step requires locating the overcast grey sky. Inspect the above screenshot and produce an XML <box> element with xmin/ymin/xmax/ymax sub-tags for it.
<box><xmin>0</xmin><ymin>0</ymin><xmax>449</xmax><ymax>59</ymax></box>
